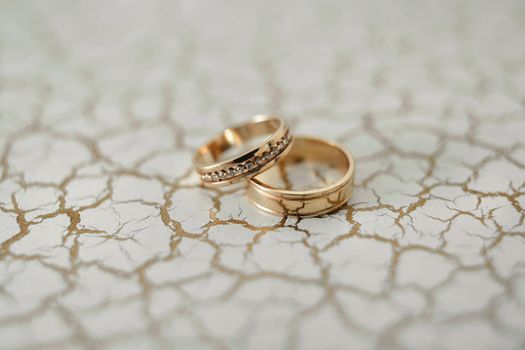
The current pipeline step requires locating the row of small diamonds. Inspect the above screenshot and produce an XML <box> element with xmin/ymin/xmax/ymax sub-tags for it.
<box><xmin>202</xmin><ymin>135</ymin><xmax>291</xmax><ymax>183</ymax></box>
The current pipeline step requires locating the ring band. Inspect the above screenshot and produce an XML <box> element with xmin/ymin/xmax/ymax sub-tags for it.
<box><xmin>247</xmin><ymin>136</ymin><xmax>355</xmax><ymax>217</ymax></box>
<box><xmin>194</xmin><ymin>115</ymin><xmax>293</xmax><ymax>186</ymax></box>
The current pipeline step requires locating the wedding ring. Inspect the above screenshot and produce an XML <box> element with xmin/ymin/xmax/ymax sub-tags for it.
<box><xmin>247</xmin><ymin>136</ymin><xmax>354</xmax><ymax>217</ymax></box>
<box><xmin>194</xmin><ymin>115</ymin><xmax>293</xmax><ymax>186</ymax></box>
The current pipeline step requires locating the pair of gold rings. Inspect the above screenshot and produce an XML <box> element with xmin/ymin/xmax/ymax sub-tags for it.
<box><xmin>193</xmin><ymin>115</ymin><xmax>355</xmax><ymax>217</ymax></box>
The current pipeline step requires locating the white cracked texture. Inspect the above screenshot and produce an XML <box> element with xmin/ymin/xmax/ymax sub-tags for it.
<box><xmin>0</xmin><ymin>0</ymin><xmax>525</xmax><ymax>349</ymax></box>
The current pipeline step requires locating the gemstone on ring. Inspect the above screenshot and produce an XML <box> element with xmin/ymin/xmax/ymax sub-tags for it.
<box><xmin>194</xmin><ymin>117</ymin><xmax>292</xmax><ymax>186</ymax></box>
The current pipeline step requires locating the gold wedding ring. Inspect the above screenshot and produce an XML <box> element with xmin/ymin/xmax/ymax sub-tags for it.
<box><xmin>194</xmin><ymin>115</ymin><xmax>293</xmax><ymax>187</ymax></box>
<box><xmin>247</xmin><ymin>136</ymin><xmax>354</xmax><ymax>217</ymax></box>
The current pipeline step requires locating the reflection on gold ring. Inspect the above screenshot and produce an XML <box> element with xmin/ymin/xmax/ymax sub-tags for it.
<box><xmin>193</xmin><ymin>115</ymin><xmax>292</xmax><ymax>187</ymax></box>
<box><xmin>248</xmin><ymin>136</ymin><xmax>355</xmax><ymax>217</ymax></box>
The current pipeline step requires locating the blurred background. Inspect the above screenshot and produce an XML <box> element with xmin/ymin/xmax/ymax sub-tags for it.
<box><xmin>0</xmin><ymin>1</ymin><xmax>524</xmax><ymax>349</ymax></box>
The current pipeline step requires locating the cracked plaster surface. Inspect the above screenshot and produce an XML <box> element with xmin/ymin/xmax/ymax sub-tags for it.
<box><xmin>0</xmin><ymin>0</ymin><xmax>525</xmax><ymax>349</ymax></box>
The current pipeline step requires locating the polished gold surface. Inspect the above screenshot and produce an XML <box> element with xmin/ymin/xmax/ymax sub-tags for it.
<box><xmin>249</xmin><ymin>136</ymin><xmax>354</xmax><ymax>217</ymax></box>
<box><xmin>194</xmin><ymin>115</ymin><xmax>292</xmax><ymax>186</ymax></box>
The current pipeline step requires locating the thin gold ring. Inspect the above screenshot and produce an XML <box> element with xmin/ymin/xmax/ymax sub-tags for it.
<box><xmin>193</xmin><ymin>115</ymin><xmax>293</xmax><ymax>187</ymax></box>
<box><xmin>247</xmin><ymin>136</ymin><xmax>355</xmax><ymax>217</ymax></box>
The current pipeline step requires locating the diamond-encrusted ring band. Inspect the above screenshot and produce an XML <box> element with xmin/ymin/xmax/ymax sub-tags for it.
<box><xmin>193</xmin><ymin>115</ymin><xmax>293</xmax><ymax>187</ymax></box>
<box><xmin>247</xmin><ymin>136</ymin><xmax>354</xmax><ymax>217</ymax></box>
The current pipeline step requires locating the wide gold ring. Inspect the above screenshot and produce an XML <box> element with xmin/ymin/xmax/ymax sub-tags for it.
<box><xmin>247</xmin><ymin>136</ymin><xmax>355</xmax><ymax>217</ymax></box>
<box><xmin>194</xmin><ymin>115</ymin><xmax>293</xmax><ymax>187</ymax></box>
